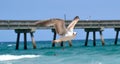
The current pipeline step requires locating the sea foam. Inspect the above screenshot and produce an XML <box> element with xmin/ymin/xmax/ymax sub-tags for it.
<box><xmin>0</xmin><ymin>54</ymin><xmax>40</xmax><ymax>61</ymax></box>
<box><xmin>7</xmin><ymin>44</ymin><xmax>15</xmax><ymax>47</ymax></box>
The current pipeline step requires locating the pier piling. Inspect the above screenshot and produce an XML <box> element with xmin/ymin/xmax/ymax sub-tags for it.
<box><xmin>85</xmin><ymin>32</ymin><xmax>89</xmax><ymax>46</ymax></box>
<box><xmin>93</xmin><ymin>31</ymin><xmax>96</xmax><ymax>46</ymax></box>
<box><xmin>114</xmin><ymin>28</ymin><xmax>120</xmax><ymax>45</ymax></box>
<box><xmin>24</xmin><ymin>33</ymin><xmax>27</xmax><ymax>50</ymax></box>
<box><xmin>52</xmin><ymin>29</ymin><xmax>56</xmax><ymax>47</ymax></box>
<box><xmin>15</xmin><ymin>29</ymin><xmax>36</xmax><ymax>50</ymax></box>
<box><xmin>30</xmin><ymin>32</ymin><xmax>36</xmax><ymax>49</ymax></box>
<box><xmin>84</xmin><ymin>28</ymin><xmax>104</xmax><ymax>46</ymax></box>
<box><xmin>99</xmin><ymin>31</ymin><xmax>105</xmax><ymax>46</ymax></box>
<box><xmin>16</xmin><ymin>33</ymin><xmax>20</xmax><ymax>50</ymax></box>
<box><xmin>114</xmin><ymin>31</ymin><xmax>119</xmax><ymax>45</ymax></box>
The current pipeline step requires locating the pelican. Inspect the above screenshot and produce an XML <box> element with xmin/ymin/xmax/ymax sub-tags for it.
<box><xmin>35</xmin><ymin>16</ymin><xmax>79</xmax><ymax>46</ymax></box>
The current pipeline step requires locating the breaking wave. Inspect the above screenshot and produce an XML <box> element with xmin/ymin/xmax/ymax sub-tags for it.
<box><xmin>0</xmin><ymin>54</ymin><xmax>40</xmax><ymax>61</ymax></box>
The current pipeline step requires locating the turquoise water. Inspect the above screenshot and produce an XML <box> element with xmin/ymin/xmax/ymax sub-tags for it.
<box><xmin>0</xmin><ymin>39</ymin><xmax>120</xmax><ymax>64</ymax></box>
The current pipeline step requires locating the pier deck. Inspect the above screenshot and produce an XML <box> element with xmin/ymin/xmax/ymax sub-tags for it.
<box><xmin>0</xmin><ymin>20</ymin><xmax>120</xmax><ymax>29</ymax></box>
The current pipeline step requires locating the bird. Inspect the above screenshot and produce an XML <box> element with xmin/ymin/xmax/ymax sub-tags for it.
<box><xmin>35</xmin><ymin>16</ymin><xmax>80</xmax><ymax>46</ymax></box>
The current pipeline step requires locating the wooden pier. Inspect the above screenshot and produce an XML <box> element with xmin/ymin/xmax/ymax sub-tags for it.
<box><xmin>1</xmin><ymin>20</ymin><xmax>120</xmax><ymax>49</ymax></box>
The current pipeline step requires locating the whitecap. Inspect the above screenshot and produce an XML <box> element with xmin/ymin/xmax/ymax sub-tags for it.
<box><xmin>8</xmin><ymin>44</ymin><xmax>13</xmax><ymax>47</ymax></box>
<box><xmin>0</xmin><ymin>54</ymin><xmax>40</xmax><ymax>61</ymax></box>
<box><xmin>7</xmin><ymin>44</ymin><xmax>16</xmax><ymax>47</ymax></box>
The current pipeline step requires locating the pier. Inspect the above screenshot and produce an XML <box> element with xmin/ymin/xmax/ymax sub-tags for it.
<box><xmin>1</xmin><ymin>20</ymin><xmax>120</xmax><ymax>49</ymax></box>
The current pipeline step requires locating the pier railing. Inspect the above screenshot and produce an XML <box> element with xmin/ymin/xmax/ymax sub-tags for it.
<box><xmin>1</xmin><ymin>20</ymin><xmax>120</xmax><ymax>30</ymax></box>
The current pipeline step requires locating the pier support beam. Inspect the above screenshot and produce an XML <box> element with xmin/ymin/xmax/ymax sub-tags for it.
<box><xmin>24</xmin><ymin>33</ymin><xmax>27</xmax><ymax>50</ymax></box>
<box><xmin>114</xmin><ymin>28</ymin><xmax>120</xmax><ymax>45</ymax></box>
<box><xmin>52</xmin><ymin>29</ymin><xmax>56</xmax><ymax>47</ymax></box>
<box><xmin>30</xmin><ymin>32</ymin><xmax>37</xmax><ymax>49</ymax></box>
<box><xmin>16</xmin><ymin>33</ymin><xmax>20</xmax><ymax>50</ymax></box>
<box><xmin>114</xmin><ymin>31</ymin><xmax>119</xmax><ymax>45</ymax></box>
<box><xmin>85</xmin><ymin>32</ymin><xmax>89</xmax><ymax>46</ymax></box>
<box><xmin>99</xmin><ymin>31</ymin><xmax>105</xmax><ymax>46</ymax></box>
<box><xmin>93</xmin><ymin>31</ymin><xmax>96</xmax><ymax>46</ymax></box>
<box><xmin>15</xmin><ymin>29</ymin><xmax>36</xmax><ymax>50</ymax></box>
<box><xmin>84</xmin><ymin>28</ymin><xmax>104</xmax><ymax>46</ymax></box>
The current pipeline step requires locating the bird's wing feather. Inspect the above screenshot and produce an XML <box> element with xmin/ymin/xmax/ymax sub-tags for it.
<box><xmin>53</xmin><ymin>34</ymin><xmax>76</xmax><ymax>43</ymax></box>
<box><xmin>67</xmin><ymin>16</ymin><xmax>79</xmax><ymax>31</ymax></box>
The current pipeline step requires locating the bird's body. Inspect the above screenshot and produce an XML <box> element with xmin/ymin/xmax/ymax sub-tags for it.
<box><xmin>35</xmin><ymin>16</ymin><xmax>80</xmax><ymax>46</ymax></box>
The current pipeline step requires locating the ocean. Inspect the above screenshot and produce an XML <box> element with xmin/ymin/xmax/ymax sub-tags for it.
<box><xmin>0</xmin><ymin>39</ymin><xmax>120</xmax><ymax>64</ymax></box>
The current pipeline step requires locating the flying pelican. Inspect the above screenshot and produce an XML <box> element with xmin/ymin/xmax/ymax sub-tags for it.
<box><xmin>35</xmin><ymin>16</ymin><xmax>79</xmax><ymax>46</ymax></box>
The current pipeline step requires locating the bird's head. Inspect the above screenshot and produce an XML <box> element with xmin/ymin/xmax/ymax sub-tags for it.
<box><xmin>73</xmin><ymin>16</ymin><xmax>80</xmax><ymax>21</ymax></box>
<box><xmin>73</xmin><ymin>32</ymin><xmax>77</xmax><ymax>36</ymax></box>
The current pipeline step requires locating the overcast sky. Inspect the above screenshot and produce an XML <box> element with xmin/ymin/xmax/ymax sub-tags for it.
<box><xmin>0</xmin><ymin>0</ymin><xmax>120</xmax><ymax>42</ymax></box>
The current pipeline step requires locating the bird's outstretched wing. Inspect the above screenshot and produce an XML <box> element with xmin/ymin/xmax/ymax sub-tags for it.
<box><xmin>35</xmin><ymin>19</ymin><xmax>67</xmax><ymax>35</ymax></box>
<box><xmin>67</xmin><ymin>16</ymin><xmax>79</xmax><ymax>31</ymax></box>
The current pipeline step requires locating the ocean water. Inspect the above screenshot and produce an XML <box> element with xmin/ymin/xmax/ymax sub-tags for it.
<box><xmin>0</xmin><ymin>39</ymin><xmax>120</xmax><ymax>64</ymax></box>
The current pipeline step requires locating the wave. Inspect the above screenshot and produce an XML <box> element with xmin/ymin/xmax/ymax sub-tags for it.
<box><xmin>0</xmin><ymin>54</ymin><xmax>40</xmax><ymax>61</ymax></box>
<box><xmin>8</xmin><ymin>44</ymin><xmax>13</xmax><ymax>47</ymax></box>
<box><xmin>7</xmin><ymin>44</ymin><xmax>16</xmax><ymax>47</ymax></box>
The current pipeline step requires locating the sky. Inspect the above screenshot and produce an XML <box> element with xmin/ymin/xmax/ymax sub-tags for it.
<box><xmin>0</xmin><ymin>0</ymin><xmax>120</xmax><ymax>42</ymax></box>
